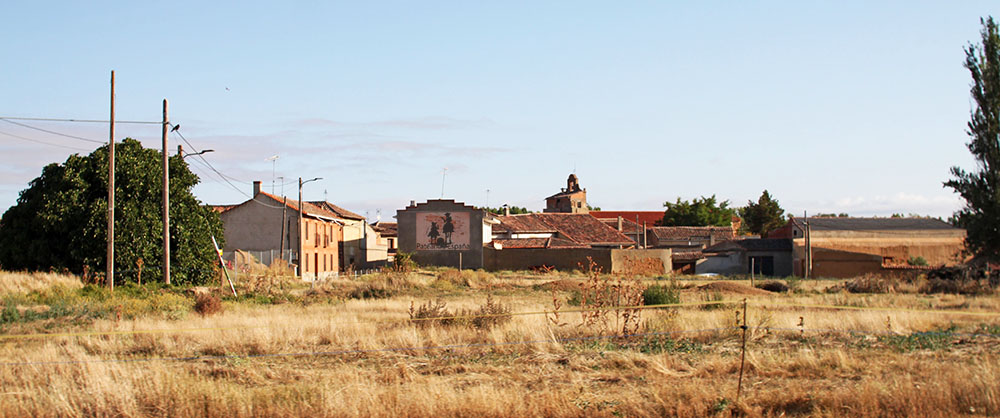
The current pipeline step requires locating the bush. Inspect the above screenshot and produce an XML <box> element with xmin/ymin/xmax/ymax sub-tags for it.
<box><xmin>756</xmin><ymin>281</ymin><xmax>789</xmax><ymax>293</ymax></box>
<box><xmin>643</xmin><ymin>284</ymin><xmax>680</xmax><ymax>306</ymax></box>
<box><xmin>846</xmin><ymin>275</ymin><xmax>895</xmax><ymax>294</ymax></box>
<box><xmin>409</xmin><ymin>299</ymin><xmax>453</xmax><ymax>327</ymax></box>
<box><xmin>194</xmin><ymin>294</ymin><xmax>223</xmax><ymax>316</ymax></box>
<box><xmin>393</xmin><ymin>252</ymin><xmax>417</xmax><ymax>272</ymax></box>
<box><xmin>699</xmin><ymin>290</ymin><xmax>726</xmax><ymax>310</ymax></box>
<box><xmin>459</xmin><ymin>294</ymin><xmax>512</xmax><ymax>330</ymax></box>
<box><xmin>907</xmin><ymin>256</ymin><xmax>928</xmax><ymax>266</ymax></box>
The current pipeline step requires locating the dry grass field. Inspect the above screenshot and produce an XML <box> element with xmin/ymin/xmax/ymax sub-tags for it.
<box><xmin>1</xmin><ymin>268</ymin><xmax>999</xmax><ymax>417</ymax></box>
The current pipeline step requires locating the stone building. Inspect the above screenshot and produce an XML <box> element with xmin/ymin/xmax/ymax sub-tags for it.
<box><xmin>545</xmin><ymin>173</ymin><xmax>589</xmax><ymax>214</ymax></box>
<box><xmin>218</xmin><ymin>181</ymin><xmax>342</xmax><ymax>280</ymax></box>
<box><xmin>396</xmin><ymin>200</ymin><xmax>496</xmax><ymax>269</ymax></box>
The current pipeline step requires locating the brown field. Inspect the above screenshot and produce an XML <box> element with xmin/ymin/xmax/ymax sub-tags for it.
<box><xmin>1</xmin><ymin>269</ymin><xmax>999</xmax><ymax>417</ymax></box>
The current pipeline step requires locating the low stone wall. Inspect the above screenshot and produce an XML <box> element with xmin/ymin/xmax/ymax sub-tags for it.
<box><xmin>483</xmin><ymin>247</ymin><xmax>671</xmax><ymax>274</ymax></box>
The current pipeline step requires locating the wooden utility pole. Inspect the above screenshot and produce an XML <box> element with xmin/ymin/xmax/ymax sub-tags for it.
<box><xmin>162</xmin><ymin>99</ymin><xmax>170</xmax><ymax>285</ymax></box>
<box><xmin>298</xmin><ymin>177</ymin><xmax>304</xmax><ymax>280</ymax></box>
<box><xmin>107</xmin><ymin>71</ymin><xmax>116</xmax><ymax>291</ymax></box>
<box><xmin>280</xmin><ymin>196</ymin><xmax>287</xmax><ymax>261</ymax></box>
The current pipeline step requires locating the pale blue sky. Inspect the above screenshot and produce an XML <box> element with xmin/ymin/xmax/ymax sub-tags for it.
<box><xmin>1</xmin><ymin>2</ymin><xmax>996</xmax><ymax>220</ymax></box>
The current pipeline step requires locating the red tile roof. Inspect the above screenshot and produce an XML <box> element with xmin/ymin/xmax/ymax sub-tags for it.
<box><xmin>209</xmin><ymin>204</ymin><xmax>237</xmax><ymax>213</ymax></box>
<box><xmin>253</xmin><ymin>192</ymin><xmax>341</xmax><ymax>220</ymax></box>
<box><xmin>496</xmin><ymin>213</ymin><xmax>634</xmax><ymax>247</ymax></box>
<box><xmin>492</xmin><ymin>237</ymin><xmax>588</xmax><ymax>249</ymax></box>
<box><xmin>309</xmin><ymin>201</ymin><xmax>365</xmax><ymax>221</ymax></box>
<box><xmin>597</xmin><ymin>218</ymin><xmax>642</xmax><ymax>234</ymax></box>
<box><xmin>371</xmin><ymin>221</ymin><xmax>397</xmax><ymax>238</ymax></box>
<box><xmin>590</xmin><ymin>211</ymin><xmax>664</xmax><ymax>226</ymax></box>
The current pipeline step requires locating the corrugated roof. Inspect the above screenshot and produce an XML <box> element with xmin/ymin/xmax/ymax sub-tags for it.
<box><xmin>703</xmin><ymin>238</ymin><xmax>792</xmax><ymax>253</ymax></box>
<box><xmin>649</xmin><ymin>226</ymin><xmax>734</xmax><ymax>241</ymax></box>
<box><xmin>789</xmin><ymin>217</ymin><xmax>960</xmax><ymax>231</ymax></box>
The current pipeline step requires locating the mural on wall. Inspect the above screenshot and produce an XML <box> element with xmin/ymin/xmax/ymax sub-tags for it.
<box><xmin>416</xmin><ymin>212</ymin><xmax>471</xmax><ymax>250</ymax></box>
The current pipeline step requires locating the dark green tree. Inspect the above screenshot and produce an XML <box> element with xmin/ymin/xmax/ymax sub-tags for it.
<box><xmin>659</xmin><ymin>195</ymin><xmax>736</xmax><ymax>227</ymax></box>
<box><xmin>738</xmin><ymin>190</ymin><xmax>786</xmax><ymax>237</ymax></box>
<box><xmin>945</xmin><ymin>17</ymin><xmax>1000</xmax><ymax>261</ymax></box>
<box><xmin>0</xmin><ymin>138</ymin><xmax>224</xmax><ymax>285</ymax></box>
<box><xmin>481</xmin><ymin>205</ymin><xmax>534</xmax><ymax>215</ymax></box>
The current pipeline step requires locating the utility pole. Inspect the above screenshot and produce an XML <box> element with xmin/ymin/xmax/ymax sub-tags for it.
<box><xmin>298</xmin><ymin>178</ymin><xmax>304</xmax><ymax>279</ymax></box>
<box><xmin>804</xmin><ymin>210</ymin><xmax>811</xmax><ymax>279</ymax></box>
<box><xmin>107</xmin><ymin>71</ymin><xmax>115</xmax><ymax>291</ymax></box>
<box><xmin>279</xmin><ymin>196</ymin><xmax>287</xmax><ymax>261</ymax></box>
<box><xmin>297</xmin><ymin>177</ymin><xmax>322</xmax><ymax>279</ymax></box>
<box><xmin>162</xmin><ymin>99</ymin><xmax>170</xmax><ymax>285</ymax></box>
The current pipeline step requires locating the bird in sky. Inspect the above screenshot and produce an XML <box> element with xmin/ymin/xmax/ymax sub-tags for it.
<box><xmin>170</xmin><ymin>124</ymin><xmax>180</xmax><ymax>132</ymax></box>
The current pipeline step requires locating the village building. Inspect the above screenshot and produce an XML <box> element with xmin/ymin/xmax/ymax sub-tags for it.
<box><xmin>700</xmin><ymin>238</ymin><xmax>794</xmax><ymax>276</ymax></box>
<box><xmin>309</xmin><ymin>201</ymin><xmax>388</xmax><ymax>270</ymax></box>
<box><xmin>396</xmin><ymin>199</ymin><xmax>497</xmax><ymax>269</ymax></box>
<box><xmin>768</xmin><ymin>217</ymin><xmax>966</xmax><ymax>278</ymax></box>
<box><xmin>371</xmin><ymin>221</ymin><xmax>398</xmax><ymax>261</ymax></box>
<box><xmin>544</xmin><ymin>174</ymin><xmax>589</xmax><ymax>213</ymax></box>
<box><xmin>217</xmin><ymin>181</ymin><xmax>343</xmax><ymax>280</ymax></box>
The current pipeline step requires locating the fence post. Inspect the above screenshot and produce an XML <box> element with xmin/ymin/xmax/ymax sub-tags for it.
<box><xmin>736</xmin><ymin>298</ymin><xmax>749</xmax><ymax>403</ymax></box>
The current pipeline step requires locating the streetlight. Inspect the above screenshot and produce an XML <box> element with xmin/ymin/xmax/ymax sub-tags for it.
<box><xmin>298</xmin><ymin>176</ymin><xmax>322</xmax><ymax>280</ymax></box>
<box><xmin>181</xmin><ymin>149</ymin><xmax>214</xmax><ymax>159</ymax></box>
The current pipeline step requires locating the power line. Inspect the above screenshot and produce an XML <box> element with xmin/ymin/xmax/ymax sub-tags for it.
<box><xmin>0</xmin><ymin>119</ymin><xmax>105</xmax><ymax>144</ymax></box>
<box><xmin>0</xmin><ymin>116</ymin><xmax>160</xmax><ymax>125</ymax></box>
<box><xmin>0</xmin><ymin>129</ymin><xmax>93</xmax><ymax>152</ymax></box>
<box><xmin>171</xmin><ymin>127</ymin><xmax>287</xmax><ymax>209</ymax></box>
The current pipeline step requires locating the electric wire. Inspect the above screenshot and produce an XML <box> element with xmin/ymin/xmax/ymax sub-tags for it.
<box><xmin>0</xmin><ymin>119</ymin><xmax>105</xmax><ymax>144</ymax></box>
<box><xmin>170</xmin><ymin>126</ymin><xmax>293</xmax><ymax>210</ymax></box>
<box><xmin>0</xmin><ymin>129</ymin><xmax>94</xmax><ymax>152</ymax></box>
<box><xmin>0</xmin><ymin>116</ymin><xmax>160</xmax><ymax>125</ymax></box>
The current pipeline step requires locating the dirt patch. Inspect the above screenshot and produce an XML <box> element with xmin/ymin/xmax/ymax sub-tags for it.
<box><xmin>697</xmin><ymin>281</ymin><xmax>772</xmax><ymax>296</ymax></box>
<box><xmin>535</xmin><ymin>279</ymin><xmax>583</xmax><ymax>292</ymax></box>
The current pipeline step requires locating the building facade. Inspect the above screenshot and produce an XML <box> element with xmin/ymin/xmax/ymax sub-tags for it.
<box><xmin>544</xmin><ymin>174</ymin><xmax>589</xmax><ymax>213</ymax></box>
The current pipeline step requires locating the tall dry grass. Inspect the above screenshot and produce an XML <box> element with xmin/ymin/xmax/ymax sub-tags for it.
<box><xmin>0</xmin><ymin>270</ymin><xmax>82</xmax><ymax>295</ymax></box>
<box><xmin>1</xmin><ymin>270</ymin><xmax>999</xmax><ymax>416</ymax></box>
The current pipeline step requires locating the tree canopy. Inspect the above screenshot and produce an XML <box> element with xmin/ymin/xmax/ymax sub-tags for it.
<box><xmin>0</xmin><ymin>138</ymin><xmax>224</xmax><ymax>285</ymax></box>
<box><xmin>481</xmin><ymin>205</ymin><xmax>534</xmax><ymax>215</ymax></box>
<box><xmin>945</xmin><ymin>17</ymin><xmax>1000</xmax><ymax>261</ymax></box>
<box><xmin>738</xmin><ymin>190</ymin><xmax>786</xmax><ymax>237</ymax></box>
<box><xmin>659</xmin><ymin>195</ymin><xmax>736</xmax><ymax>227</ymax></box>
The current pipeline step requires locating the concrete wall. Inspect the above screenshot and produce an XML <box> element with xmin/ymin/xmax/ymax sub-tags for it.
<box><xmin>698</xmin><ymin>250</ymin><xmax>793</xmax><ymax>277</ymax></box>
<box><xmin>397</xmin><ymin>200</ymin><xmax>486</xmax><ymax>269</ymax></box>
<box><xmin>483</xmin><ymin>247</ymin><xmax>671</xmax><ymax>274</ymax></box>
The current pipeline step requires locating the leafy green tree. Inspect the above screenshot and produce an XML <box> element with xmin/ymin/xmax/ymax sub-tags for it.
<box><xmin>0</xmin><ymin>138</ymin><xmax>223</xmax><ymax>285</ymax></box>
<box><xmin>481</xmin><ymin>205</ymin><xmax>534</xmax><ymax>215</ymax></box>
<box><xmin>945</xmin><ymin>17</ymin><xmax>1000</xmax><ymax>261</ymax></box>
<box><xmin>738</xmin><ymin>190</ymin><xmax>786</xmax><ymax>237</ymax></box>
<box><xmin>658</xmin><ymin>195</ymin><xmax>736</xmax><ymax>227</ymax></box>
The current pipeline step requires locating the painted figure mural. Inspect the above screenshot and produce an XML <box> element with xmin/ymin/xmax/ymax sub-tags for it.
<box><xmin>416</xmin><ymin>212</ymin><xmax>470</xmax><ymax>250</ymax></box>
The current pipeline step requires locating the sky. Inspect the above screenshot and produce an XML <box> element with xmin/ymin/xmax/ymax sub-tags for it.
<box><xmin>0</xmin><ymin>2</ymin><xmax>997</xmax><ymax>221</ymax></box>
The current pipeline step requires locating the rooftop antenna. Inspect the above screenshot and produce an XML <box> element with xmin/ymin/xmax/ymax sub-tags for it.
<box><xmin>324</xmin><ymin>189</ymin><xmax>328</xmax><ymax>202</ymax></box>
<box><xmin>485</xmin><ymin>188</ymin><xmax>490</xmax><ymax>209</ymax></box>
<box><xmin>266</xmin><ymin>155</ymin><xmax>279</xmax><ymax>194</ymax></box>
<box><xmin>440</xmin><ymin>167</ymin><xmax>448</xmax><ymax>198</ymax></box>
<box><xmin>376</xmin><ymin>209</ymin><xmax>382</xmax><ymax>222</ymax></box>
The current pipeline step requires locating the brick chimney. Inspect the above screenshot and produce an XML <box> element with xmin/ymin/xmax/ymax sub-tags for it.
<box><xmin>617</xmin><ymin>216</ymin><xmax>623</xmax><ymax>232</ymax></box>
<box><xmin>253</xmin><ymin>181</ymin><xmax>261</xmax><ymax>196</ymax></box>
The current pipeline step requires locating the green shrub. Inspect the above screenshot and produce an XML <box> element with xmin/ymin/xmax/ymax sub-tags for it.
<box><xmin>907</xmin><ymin>256</ymin><xmax>928</xmax><ymax>266</ymax></box>
<box><xmin>699</xmin><ymin>290</ymin><xmax>726</xmax><ymax>310</ymax></box>
<box><xmin>643</xmin><ymin>284</ymin><xmax>680</xmax><ymax>306</ymax></box>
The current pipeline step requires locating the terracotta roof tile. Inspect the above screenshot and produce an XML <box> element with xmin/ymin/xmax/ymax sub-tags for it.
<box><xmin>497</xmin><ymin>213</ymin><xmax>634</xmax><ymax>247</ymax></box>
<box><xmin>492</xmin><ymin>237</ymin><xmax>588</xmax><ymax>249</ymax></box>
<box><xmin>309</xmin><ymin>201</ymin><xmax>365</xmax><ymax>221</ymax></box>
<box><xmin>589</xmin><ymin>211</ymin><xmax>664</xmax><ymax>226</ymax></box>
